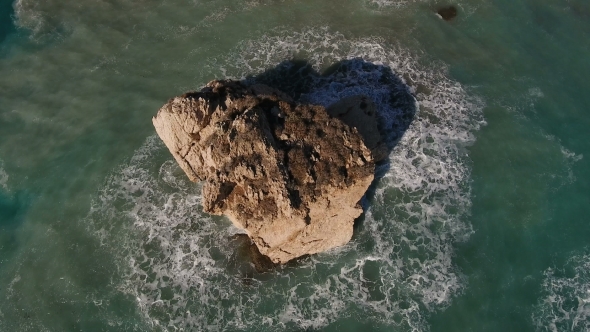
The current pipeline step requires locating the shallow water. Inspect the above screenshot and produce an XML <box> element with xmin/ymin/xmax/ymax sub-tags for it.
<box><xmin>0</xmin><ymin>0</ymin><xmax>589</xmax><ymax>331</ymax></box>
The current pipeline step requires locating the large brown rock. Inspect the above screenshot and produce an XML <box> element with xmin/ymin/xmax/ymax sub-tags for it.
<box><xmin>153</xmin><ymin>80</ymin><xmax>375</xmax><ymax>263</ymax></box>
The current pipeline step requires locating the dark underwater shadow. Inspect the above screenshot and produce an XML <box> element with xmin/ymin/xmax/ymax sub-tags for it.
<box><xmin>0</xmin><ymin>189</ymin><xmax>32</xmax><ymax>230</ymax></box>
<box><xmin>232</xmin><ymin>58</ymin><xmax>416</xmax><ymax>275</ymax></box>
<box><xmin>0</xmin><ymin>189</ymin><xmax>33</xmax><ymax>261</ymax></box>
<box><xmin>0</xmin><ymin>0</ymin><xmax>16</xmax><ymax>45</ymax></box>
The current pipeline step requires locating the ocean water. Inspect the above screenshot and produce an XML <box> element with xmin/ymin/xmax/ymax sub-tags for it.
<box><xmin>0</xmin><ymin>0</ymin><xmax>588</xmax><ymax>331</ymax></box>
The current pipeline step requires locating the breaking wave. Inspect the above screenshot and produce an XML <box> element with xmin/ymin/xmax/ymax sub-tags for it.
<box><xmin>532</xmin><ymin>251</ymin><xmax>590</xmax><ymax>332</ymax></box>
<box><xmin>87</xmin><ymin>27</ymin><xmax>484</xmax><ymax>331</ymax></box>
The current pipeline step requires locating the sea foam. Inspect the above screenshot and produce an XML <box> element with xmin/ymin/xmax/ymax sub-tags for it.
<box><xmin>533</xmin><ymin>251</ymin><xmax>590</xmax><ymax>332</ymax></box>
<box><xmin>87</xmin><ymin>27</ymin><xmax>484</xmax><ymax>331</ymax></box>
<box><xmin>0</xmin><ymin>159</ymin><xmax>8</xmax><ymax>191</ymax></box>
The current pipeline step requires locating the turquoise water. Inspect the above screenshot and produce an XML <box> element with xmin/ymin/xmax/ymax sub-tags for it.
<box><xmin>0</xmin><ymin>0</ymin><xmax>589</xmax><ymax>331</ymax></box>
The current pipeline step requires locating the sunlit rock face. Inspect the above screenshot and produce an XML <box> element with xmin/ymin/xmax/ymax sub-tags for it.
<box><xmin>153</xmin><ymin>80</ymin><xmax>377</xmax><ymax>263</ymax></box>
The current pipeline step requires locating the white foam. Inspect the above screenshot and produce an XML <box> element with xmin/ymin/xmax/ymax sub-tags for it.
<box><xmin>0</xmin><ymin>159</ymin><xmax>8</xmax><ymax>191</ymax></box>
<box><xmin>6</xmin><ymin>274</ymin><xmax>21</xmax><ymax>298</ymax></box>
<box><xmin>561</xmin><ymin>147</ymin><xmax>583</xmax><ymax>163</ymax></box>
<box><xmin>533</xmin><ymin>251</ymin><xmax>590</xmax><ymax>332</ymax></box>
<box><xmin>87</xmin><ymin>27</ymin><xmax>484</xmax><ymax>331</ymax></box>
<box><xmin>366</xmin><ymin>0</ymin><xmax>424</xmax><ymax>8</ymax></box>
<box><xmin>536</xmin><ymin>133</ymin><xmax>584</xmax><ymax>186</ymax></box>
<box><xmin>13</xmin><ymin>0</ymin><xmax>62</xmax><ymax>40</ymax></box>
<box><xmin>529</xmin><ymin>87</ymin><xmax>544</xmax><ymax>98</ymax></box>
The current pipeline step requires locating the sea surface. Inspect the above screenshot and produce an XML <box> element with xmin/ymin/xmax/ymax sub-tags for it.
<box><xmin>0</xmin><ymin>0</ymin><xmax>589</xmax><ymax>331</ymax></box>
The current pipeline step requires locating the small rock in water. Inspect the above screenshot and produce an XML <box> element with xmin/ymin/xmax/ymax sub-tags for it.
<box><xmin>437</xmin><ymin>5</ymin><xmax>458</xmax><ymax>21</ymax></box>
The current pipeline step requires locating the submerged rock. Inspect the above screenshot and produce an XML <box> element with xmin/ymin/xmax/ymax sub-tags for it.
<box><xmin>229</xmin><ymin>234</ymin><xmax>277</xmax><ymax>273</ymax></box>
<box><xmin>437</xmin><ymin>5</ymin><xmax>458</xmax><ymax>21</ymax></box>
<box><xmin>326</xmin><ymin>95</ymin><xmax>388</xmax><ymax>162</ymax></box>
<box><xmin>153</xmin><ymin>80</ymin><xmax>376</xmax><ymax>263</ymax></box>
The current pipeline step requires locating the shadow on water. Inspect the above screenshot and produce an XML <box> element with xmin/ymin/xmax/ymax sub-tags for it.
<box><xmin>232</xmin><ymin>58</ymin><xmax>416</xmax><ymax>276</ymax></box>
<box><xmin>245</xmin><ymin>58</ymin><xmax>416</xmax><ymax>209</ymax></box>
<box><xmin>0</xmin><ymin>0</ymin><xmax>16</xmax><ymax>44</ymax></box>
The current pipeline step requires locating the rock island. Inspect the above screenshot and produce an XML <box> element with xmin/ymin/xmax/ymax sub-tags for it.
<box><xmin>153</xmin><ymin>80</ymin><xmax>384</xmax><ymax>263</ymax></box>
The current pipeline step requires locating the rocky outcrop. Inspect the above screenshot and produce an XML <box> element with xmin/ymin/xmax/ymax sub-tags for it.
<box><xmin>153</xmin><ymin>80</ymin><xmax>376</xmax><ymax>263</ymax></box>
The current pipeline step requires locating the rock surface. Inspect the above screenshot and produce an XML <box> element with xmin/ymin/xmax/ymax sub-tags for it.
<box><xmin>153</xmin><ymin>80</ymin><xmax>376</xmax><ymax>263</ymax></box>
